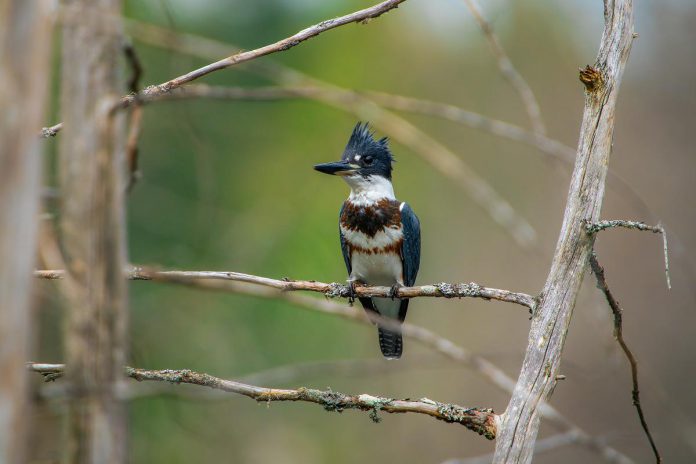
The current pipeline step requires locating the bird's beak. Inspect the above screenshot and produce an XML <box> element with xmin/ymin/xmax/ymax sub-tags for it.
<box><xmin>313</xmin><ymin>161</ymin><xmax>359</xmax><ymax>176</ymax></box>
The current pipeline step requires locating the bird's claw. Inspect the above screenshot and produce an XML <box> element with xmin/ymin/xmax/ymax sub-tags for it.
<box><xmin>388</xmin><ymin>283</ymin><xmax>402</xmax><ymax>301</ymax></box>
<box><xmin>347</xmin><ymin>281</ymin><xmax>357</xmax><ymax>305</ymax></box>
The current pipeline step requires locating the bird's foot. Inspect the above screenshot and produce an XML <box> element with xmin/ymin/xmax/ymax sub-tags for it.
<box><xmin>388</xmin><ymin>283</ymin><xmax>403</xmax><ymax>301</ymax></box>
<box><xmin>347</xmin><ymin>281</ymin><xmax>358</xmax><ymax>305</ymax></box>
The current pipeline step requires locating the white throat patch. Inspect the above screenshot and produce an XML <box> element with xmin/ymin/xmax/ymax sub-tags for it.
<box><xmin>344</xmin><ymin>175</ymin><xmax>395</xmax><ymax>206</ymax></box>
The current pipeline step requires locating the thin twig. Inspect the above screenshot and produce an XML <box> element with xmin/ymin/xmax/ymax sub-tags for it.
<box><xmin>123</xmin><ymin>40</ymin><xmax>144</xmax><ymax>192</ymax></box>
<box><xmin>43</xmin><ymin>0</ymin><xmax>406</xmax><ymax>129</ymax></box>
<box><xmin>34</xmin><ymin>267</ymin><xmax>536</xmax><ymax>310</ymax></box>
<box><xmin>121</xmin><ymin>0</ymin><xmax>406</xmax><ymax>111</ymax></box>
<box><xmin>589</xmin><ymin>252</ymin><xmax>662</xmax><ymax>464</ymax></box>
<box><xmin>460</xmin><ymin>0</ymin><xmax>546</xmax><ymax>136</ymax></box>
<box><xmin>587</xmin><ymin>219</ymin><xmax>671</xmax><ymax>289</ymax></box>
<box><xmin>27</xmin><ymin>363</ymin><xmax>497</xmax><ymax>438</ymax></box>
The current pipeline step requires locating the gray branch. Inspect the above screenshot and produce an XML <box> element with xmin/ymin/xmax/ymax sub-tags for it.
<box><xmin>493</xmin><ymin>0</ymin><xmax>636</xmax><ymax>462</ymax></box>
<box><xmin>34</xmin><ymin>267</ymin><xmax>536</xmax><ymax>310</ymax></box>
<box><xmin>27</xmin><ymin>363</ymin><xmax>497</xmax><ymax>439</ymax></box>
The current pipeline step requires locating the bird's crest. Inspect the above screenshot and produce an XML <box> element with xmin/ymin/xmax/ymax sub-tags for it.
<box><xmin>343</xmin><ymin>122</ymin><xmax>394</xmax><ymax>163</ymax></box>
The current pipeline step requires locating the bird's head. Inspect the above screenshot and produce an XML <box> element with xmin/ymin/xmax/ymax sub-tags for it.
<box><xmin>314</xmin><ymin>122</ymin><xmax>394</xmax><ymax>184</ymax></box>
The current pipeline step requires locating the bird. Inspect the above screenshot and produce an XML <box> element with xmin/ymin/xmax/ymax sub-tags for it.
<box><xmin>314</xmin><ymin>122</ymin><xmax>421</xmax><ymax>359</ymax></box>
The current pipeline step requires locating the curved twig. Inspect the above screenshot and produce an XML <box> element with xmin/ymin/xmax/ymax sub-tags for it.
<box><xmin>587</xmin><ymin>219</ymin><xmax>671</xmax><ymax>289</ymax></box>
<box><xmin>589</xmin><ymin>253</ymin><xmax>662</xmax><ymax>463</ymax></box>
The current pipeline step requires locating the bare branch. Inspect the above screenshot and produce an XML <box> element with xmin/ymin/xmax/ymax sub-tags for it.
<box><xmin>493</xmin><ymin>0</ymin><xmax>636</xmax><ymax>461</ymax></box>
<box><xmin>34</xmin><ymin>267</ymin><xmax>635</xmax><ymax>463</ymax></box>
<box><xmin>587</xmin><ymin>220</ymin><xmax>671</xmax><ymax>288</ymax></box>
<box><xmin>34</xmin><ymin>267</ymin><xmax>536</xmax><ymax>309</ymax></box>
<box><xmin>45</xmin><ymin>0</ymin><xmax>407</xmax><ymax>128</ymax></box>
<box><xmin>132</xmin><ymin>0</ymin><xmax>405</xmax><ymax>100</ymax></box>
<box><xmin>460</xmin><ymin>0</ymin><xmax>546</xmax><ymax>136</ymax></box>
<box><xmin>589</xmin><ymin>252</ymin><xmax>662</xmax><ymax>463</ymax></box>
<box><xmin>27</xmin><ymin>363</ymin><xmax>497</xmax><ymax>439</ymax></box>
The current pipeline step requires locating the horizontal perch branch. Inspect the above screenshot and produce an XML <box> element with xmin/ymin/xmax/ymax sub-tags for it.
<box><xmin>34</xmin><ymin>267</ymin><xmax>536</xmax><ymax>310</ymax></box>
<box><xmin>27</xmin><ymin>363</ymin><xmax>497</xmax><ymax>439</ymax></box>
<box><xmin>33</xmin><ymin>267</ymin><xmax>634</xmax><ymax>463</ymax></box>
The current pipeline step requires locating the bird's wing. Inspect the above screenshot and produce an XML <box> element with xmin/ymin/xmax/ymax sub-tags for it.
<box><xmin>339</xmin><ymin>202</ymin><xmax>352</xmax><ymax>275</ymax></box>
<box><xmin>400</xmin><ymin>202</ymin><xmax>421</xmax><ymax>287</ymax></box>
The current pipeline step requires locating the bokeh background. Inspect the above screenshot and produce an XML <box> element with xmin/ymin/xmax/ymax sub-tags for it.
<box><xmin>33</xmin><ymin>0</ymin><xmax>695</xmax><ymax>462</ymax></box>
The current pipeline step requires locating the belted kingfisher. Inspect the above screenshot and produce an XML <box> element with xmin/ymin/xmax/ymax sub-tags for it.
<box><xmin>314</xmin><ymin>122</ymin><xmax>421</xmax><ymax>359</ymax></box>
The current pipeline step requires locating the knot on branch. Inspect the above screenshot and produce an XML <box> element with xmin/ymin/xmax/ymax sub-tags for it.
<box><xmin>41</xmin><ymin>126</ymin><xmax>60</xmax><ymax>137</ymax></box>
<box><xmin>325</xmin><ymin>283</ymin><xmax>348</xmax><ymax>298</ymax></box>
<box><xmin>579</xmin><ymin>65</ymin><xmax>603</xmax><ymax>92</ymax></box>
<box><xmin>300</xmin><ymin>387</ymin><xmax>349</xmax><ymax>412</ymax></box>
<box><xmin>358</xmin><ymin>394</ymin><xmax>393</xmax><ymax>423</ymax></box>
<box><xmin>436</xmin><ymin>282</ymin><xmax>485</xmax><ymax>299</ymax></box>
<box><xmin>437</xmin><ymin>403</ymin><xmax>496</xmax><ymax>439</ymax></box>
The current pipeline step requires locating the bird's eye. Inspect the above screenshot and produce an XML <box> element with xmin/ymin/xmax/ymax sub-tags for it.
<box><xmin>363</xmin><ymin>156</ymin><xmax>374</xmax><ymax>165</ymax></box>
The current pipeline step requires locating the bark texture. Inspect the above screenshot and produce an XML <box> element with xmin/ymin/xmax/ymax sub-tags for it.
<box><xmin>493</xmin><ymin>1</ymin><xmax>635</xmax><ymax>462</ymax></box>
<box><xmin>0</xmin><ymin>2</ymin><xmax>53</xmax><ymax>463</ymax></box>
<box><xmin>58</xmin><ymin>1</ymin><xmax>129</xmax><ymax>462</ymax></box>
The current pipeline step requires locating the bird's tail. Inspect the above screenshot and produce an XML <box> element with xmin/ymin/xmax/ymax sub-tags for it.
<box><xmin>378</xmin><ymin>327</ymin><xmax>403</xmax><ymax>359</ymax></box>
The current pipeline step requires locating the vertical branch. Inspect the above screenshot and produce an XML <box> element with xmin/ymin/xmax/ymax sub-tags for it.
<box><xmin>58</xmin><ymin>1</ymin><xmax>129</xmax><ymax>463</ymax></box>
<box><xmin>493</xmin><ymin>1</ymin><xmax>635</xmax><ymax>462</ymax></box>
<box><xmin>0</xmin><ymin>2</ymin><xmax>53</xmax><ymax>463</ymax></box>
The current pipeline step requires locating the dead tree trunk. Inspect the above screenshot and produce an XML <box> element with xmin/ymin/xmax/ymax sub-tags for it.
<box><xmin>58</xmin><ymin>1</ymin><xmax>129</xmax><ymax>462</ymax></box>
<box><xmin>493</xmin><ymin>1</ymin><xmax>635</xmax><ymax>462</ymax></box>
<box><xmin>0</xmin><ymin>2</ymin><xmax>53</xmax><ymax>463</ymax></box>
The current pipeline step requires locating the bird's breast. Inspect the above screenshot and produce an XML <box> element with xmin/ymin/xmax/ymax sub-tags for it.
<box><xmin>341</xmin><ymin>199</ymin><xmax>404</xmax><ymax>285</ymax></box>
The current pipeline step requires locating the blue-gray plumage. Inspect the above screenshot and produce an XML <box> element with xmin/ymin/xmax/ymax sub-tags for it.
<box><xmin>315</xmin><ymin>123</ymin><xmax>421</xmax><ymax>358</ymax></box>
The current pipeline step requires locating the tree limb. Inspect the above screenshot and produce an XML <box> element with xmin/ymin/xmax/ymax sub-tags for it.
<box><xmin>27</xmin><ymin>363</ymin><xmax>497</xmax><ymax>439</ymax></box>
<box><xmin>589</xmin><ymin>252</ymin><xmax>662</xmax><ymax>463</ymax></box>
<box><xmin>493</xmin><ymin>0</ymin><xmax>636</xmax><ymax>462</ymax></box>
<box><xmin>34</xmin><ymin>267</ymin><xmax>536</xmax><ymax>310</ymax></box>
